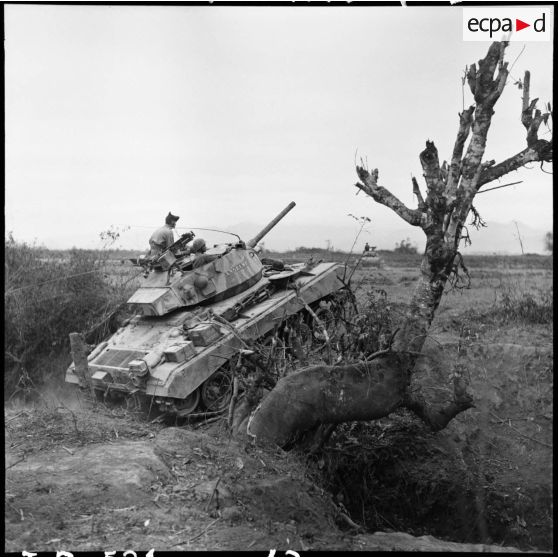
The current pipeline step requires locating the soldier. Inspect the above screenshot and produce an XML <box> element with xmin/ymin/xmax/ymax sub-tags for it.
<box><xmin>191</xmin><ymin>238</ymin><xmax>207</xmax><ymax>255</ymax></box>
<box><xmin>364</xmin><ymin>242</ymin><xmax>370</xmax><ymax>253</ymax></box>
<box><xmin>149</xmin><ymin>212</ymin><xmax>179</xmax><ymax>256</ymax></box>
<box><xmin>190</xmin><ymin>238</ymin><xmax>214</xmax><ymax>268</ymax></box>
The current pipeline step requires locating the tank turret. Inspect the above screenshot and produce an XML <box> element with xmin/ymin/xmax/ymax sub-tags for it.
<box><xmin>127</xmin><ymin>202</ymin><xmax>296</xmax><ymax>316</ymax></box>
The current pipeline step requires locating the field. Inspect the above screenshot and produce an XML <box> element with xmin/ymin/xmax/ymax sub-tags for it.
<box><xmin>4</xmin><ymin>250</ymin><xmax>553</xmax><ymax>552</ymax></box>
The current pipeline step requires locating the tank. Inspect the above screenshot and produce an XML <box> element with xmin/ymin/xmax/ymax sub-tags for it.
<box><xmin>66</xmin><ymin>202</ymin><xmax>345</xmax><ymax>416</ymax></box>
<box><xmin>361</xmin><ymin>245</ymin><xmax>383</xmax><ymax>267</ymax></box>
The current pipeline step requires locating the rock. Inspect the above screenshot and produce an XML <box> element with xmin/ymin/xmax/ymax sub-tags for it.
<box><xmin>355</xmin><ymin>531</ymin><xmax>524</xmax><ymax>553</ymax></box>
<box><xmin>193</xmin><ymin>479</ymin><xmax>234</xmax><ymax>509</ymax></box>
<box><xmin>7</xmin><ymin>441</ymin><xmax>170</xmax><ymax>508</ymax></box>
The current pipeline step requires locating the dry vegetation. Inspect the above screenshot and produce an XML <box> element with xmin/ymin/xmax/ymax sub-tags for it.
<box><xmin>4</xmin><ymin>239</ymin><xmax>553</xmax><ymax>551</ymax></box>
<box><xmin>4</xmin><ymin>236</ymin><xmax>140</xmax><ymax>397</ymax></box>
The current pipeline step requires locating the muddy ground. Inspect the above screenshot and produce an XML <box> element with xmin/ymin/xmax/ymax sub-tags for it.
<box><xmin>4</xmin><ymin>262</ymin><xmax>553</xmax><ymax>554</ymax></box>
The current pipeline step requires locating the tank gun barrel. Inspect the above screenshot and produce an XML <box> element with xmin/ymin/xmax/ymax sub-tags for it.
<box><xmin>247</xmin><ymin>201</ymin><xmax>296</xmax><ymax>248</ymax></box>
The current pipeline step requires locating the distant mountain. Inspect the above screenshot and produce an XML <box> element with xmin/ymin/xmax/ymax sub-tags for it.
<box><xmin>24</xmin><ymin>219</ymin><xmax>549</xmax><ymax>255</ymax></box>
<box><xmin>222</xmin><ymin>220</ymin><xmax>550</xmax><ymax>255</ymax></box>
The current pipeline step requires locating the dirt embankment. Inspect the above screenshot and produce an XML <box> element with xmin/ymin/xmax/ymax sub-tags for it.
<box><xmin>5</xmin><ymin>393</ymin><xmax>542</xmax><ymax>554</ymax></box>
<box><xmin>320</xmin><ymin>337</ymin><xmax>552</xmax><ymax>550</ymax></box>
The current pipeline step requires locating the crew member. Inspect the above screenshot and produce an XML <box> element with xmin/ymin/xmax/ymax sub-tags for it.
<box><xmin>191</xmin><ymin>238</ymin><xmax>207</xmax><ymax>255</ymax></box>
<box><xmin>190</xmin><ymin>238</ymin><xmax>213</xmax><ymax>268</ymax></box>
<box><xmin>149</xmin><ymin>212</ymin><xmax>179</xmax><ymax>256</ymax></box>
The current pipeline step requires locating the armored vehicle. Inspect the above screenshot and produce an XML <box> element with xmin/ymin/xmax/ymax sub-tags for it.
<box><xmin>361</xmin><ymin>249</ymin><xmax>382</xmax><ymax>268</ymax></box>
<box><xmin>66</xmin><ymin>202</ymin><xmax>345</xmax><ymax>416</ymax></box>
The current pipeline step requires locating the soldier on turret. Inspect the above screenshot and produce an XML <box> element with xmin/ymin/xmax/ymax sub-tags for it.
<box><xmin>191</xmin><ymin>238</ymin><xmax>218</xmax><ymax>268</ymax></box>
<box><xmin>149</xmin><ymin>212</ymin><xmax>180</xmax><ymax>256</ymax></box>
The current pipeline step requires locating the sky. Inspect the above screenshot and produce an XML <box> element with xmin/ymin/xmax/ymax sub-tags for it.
<box><xmin>4</xmin><ymin>5</ymin><xmax>554</xmax><ymax>253</ymax></box>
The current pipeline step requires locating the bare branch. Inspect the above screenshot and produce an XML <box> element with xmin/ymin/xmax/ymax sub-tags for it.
<box><xmin>447</xmin><ymin>252</ymin><xmax>471</xmax><ymax>291</ymax></box>
<box><xmin>521</xmin><ymin>70</ymin><xmax>533</xmax><ymax>125</ymax></box>
<box><xmin>521</xmin><ymin>70</ymin><xmax>550</xmax><ymax>148</ymax></box>
<box><xmin>419</xmin><ymin>140</ymin><xmax>445</xmax><ymax>196</ymax></box>
<box><xmin>478</xmin><ymin>143</ymin><xmax>552</xmax><ymax>188</ymax></box>
<box><xmin>469</xmin><ymin>205</ymin><xmax>487</xmax><ymax>229</ymax></box>
<box><xmin>446</xmin><ymin>106</ymin><xmax>474</xmax><ymax>195</ymax></box>
<box><xmin>411</xmin><ymin>176</ymin><xmax>425</xmax><ymax>209</ymax></box>
<box><xmin>355</xmin><ymin>167</ymin><xmax>423</xmax><ymax>227</ymax></box>
<box><xmin>527</xmin><ymin>111</ymin><xmax>545</xmax><ymax>148</ymax></box>
<box><xmin>466</xmin><ymin>63</ymin><xmax>477</xmax><ymax>97</ymax></box>
<box><xmin>473</xmin><ymin>65</ymin><xmax>551</xmax><ymax>191</ymax></box>
<box><xmin>477</xmin><ymin>180</ymin><xmax>522</xmax><ymax>195</ymax></box>
<box><xmin>471</xmin><ymin>41</ymin><xmax>509</xmax><ymax>106</ymax></box>
<box><xmin>451</xmin><ymin>42</ymin><xmax>512</xmax><ymax>229</ymax></box>
<box><xmin>440</xmin><ymin>160</ymin><xmax>449</xmax><ymax>184</ymax></box>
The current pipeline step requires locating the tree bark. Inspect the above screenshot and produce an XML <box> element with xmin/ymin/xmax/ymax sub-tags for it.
<box><xmin>248</xmin><ymin>354</ymin><xmax>407</xmax><ymax>447</ymax></box>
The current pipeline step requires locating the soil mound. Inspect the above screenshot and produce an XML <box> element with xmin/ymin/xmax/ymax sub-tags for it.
<box><xmin>6</xmin><ymin>413</ymin><xmax>531</xmax><ymax>553</ymax></box>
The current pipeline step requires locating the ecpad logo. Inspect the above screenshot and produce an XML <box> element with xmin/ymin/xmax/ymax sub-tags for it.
<box><xmin>468</xmin><ymin>14</ymin><xmax>545</xmax><ymax>37</ymax></box>
<box><xmin>463</xmin><ymin>8</ymin><xmax>552</xmax><ymax>42</ymax></box>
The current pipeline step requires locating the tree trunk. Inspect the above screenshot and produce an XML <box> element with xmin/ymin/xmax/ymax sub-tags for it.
<box><xmin>245</xmin><ymin>41</ymin><xmax>551</xmax><ymax>447</ymax></box>
<box><xmin>392</xmin><ymin>238</ymin><xmax>456</xmax><ymax>356</ymax></box>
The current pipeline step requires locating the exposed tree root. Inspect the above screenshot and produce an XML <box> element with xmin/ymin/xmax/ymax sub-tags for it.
<box><xmin>248</xmin><ymin>354</ymin><xmax>409</xmax><ymax>447</ymax></box>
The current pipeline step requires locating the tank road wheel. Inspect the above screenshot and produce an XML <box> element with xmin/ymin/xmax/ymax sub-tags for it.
<box><xmin>175</xmin><ymin>389</ymin><xmax>201</xmax><ymax>417</ymax></box>
<box><xmin>201</xmin><ymin>367</ymin><xmax>233</xmax><ymax>412</ymax></box>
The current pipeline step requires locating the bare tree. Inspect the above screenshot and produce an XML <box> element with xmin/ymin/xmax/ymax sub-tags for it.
<box><xmin>244</xmin><ymin>42</ymin><xmax>552</xmax><ymax>447</ymax></box>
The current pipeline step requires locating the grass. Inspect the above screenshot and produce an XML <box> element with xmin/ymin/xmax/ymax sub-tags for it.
<box><xmin>264</xmin><ymin>248</ymin><xmax>552</xmax><ymax>270</ymax></box>
<box><xmin>490</xmin><ymin>283</ymin><xmax>553</xmax><ymax>324</ymax></box>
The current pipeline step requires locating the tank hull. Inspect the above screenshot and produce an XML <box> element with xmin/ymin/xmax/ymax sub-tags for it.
<box><xmin>66</xmin><ymin>262</ymin><xmax>344</xmax><ymax>411</ymax></box>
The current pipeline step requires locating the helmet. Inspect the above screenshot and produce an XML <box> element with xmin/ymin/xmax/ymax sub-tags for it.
<box><xmin>165</xmin><ymin>212</ymin><xmax>180</xmax><ymax>225</ymax></box>
<box><xmin>191</xmin><ymin>238</ymin><xmax>207</xmax><ymax>253</ymax></box>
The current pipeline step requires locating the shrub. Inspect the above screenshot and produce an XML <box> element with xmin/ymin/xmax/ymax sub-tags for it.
<box><xmin>394</xmin><ymin>238</ymin><xmax>418</xmax><ymax>255</ymax></box>
<box><xmin>4</xmin><ymin>235</ymin><xmax>136</xmax><ymax>396</ymax></box>
<box><xmin>491</xmin><ymin>283</ymin><xmax>553</xmax><ymax>325</ymax></box>
<box><xmin>334</xmin><ymin>288</ymin><xmax>396</xmax><ymax>360</ymax></box>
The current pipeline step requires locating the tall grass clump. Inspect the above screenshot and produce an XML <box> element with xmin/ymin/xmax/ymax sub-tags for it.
<box><xmin>4</xmin><ymin>234</ymin><xmax>136</xmax><ymax>397</ymax></box>
<box><xmin>491</xmin><ymin>282</ymin><xmax>553</xmax><ymax>324</ymax></box>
